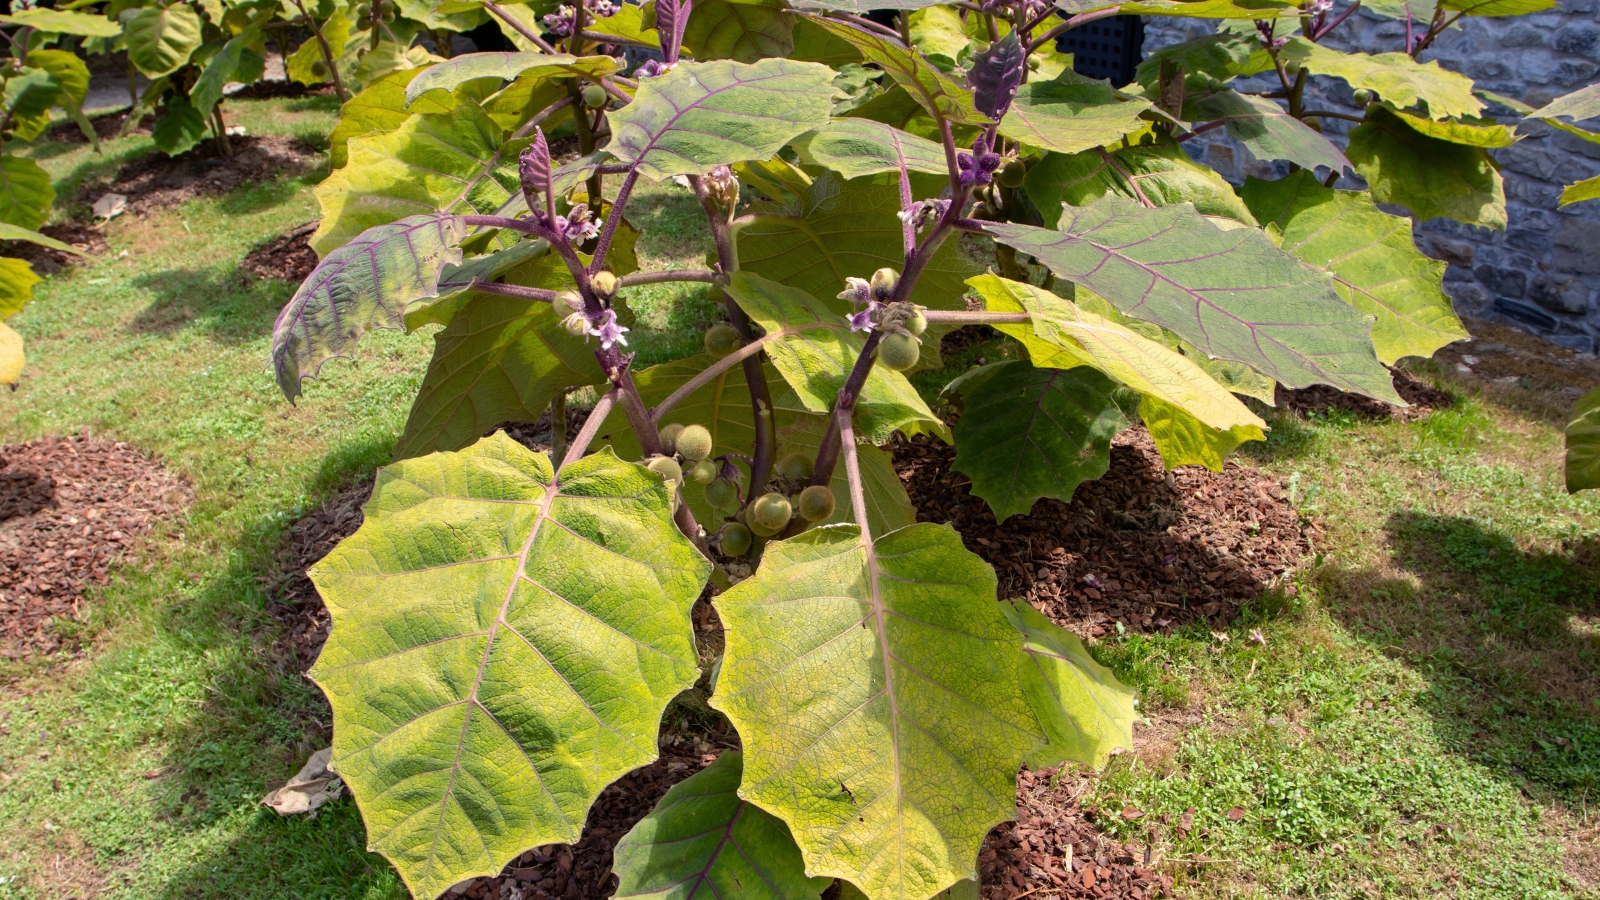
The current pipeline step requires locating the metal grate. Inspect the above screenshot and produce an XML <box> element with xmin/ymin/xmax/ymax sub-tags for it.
<box><xmin>1055</xmin><ymin>15</ymin><xmax>1144</xmax><ymax>87</ymax></box>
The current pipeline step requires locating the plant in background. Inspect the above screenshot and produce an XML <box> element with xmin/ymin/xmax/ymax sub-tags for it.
<box><xmin>280</xmin><ymin>0</ymin><xmax>498</xmax><ymax>102</ymax></box>
<box><xmin>268</xmin><ymin>0</ymin><xmax>1545</xmax><ymax>892</ymax></box>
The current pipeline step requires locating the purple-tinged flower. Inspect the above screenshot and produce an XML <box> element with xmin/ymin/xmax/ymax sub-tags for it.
<box><xmin>634</xmin><ymin>59</ymin><xmax>676</xmax><ymax>79</ymax></box>
<box><xmin>956</xmin><ymin>136</ymin><xmax>1001</xmax><ymax>188</ymax></box>
<box><xmin>897</xmin><ymin>199</ymin><xmax>950</xmax><ymax>231</ymax></box>
<box><xmin>588</xmin><ymin>309</ymin><xmax>630</xmax><ymax>349</ymax></box>
<box><xmin>1255</xmin><ymin>19</ymin><xmax>1289</xmax><ymax>49</ymax></box>
<box><xmin>837</xmin><ymin>276</ymin><xmax>871</xmax><ymax>307</ymax></box>
<box><xmin>563</xmin><ymin>203</ymin><xmax>600</xmax><ymax>242</ymax></box>
<box><xmin>1306</xmin><ymin>0</ymin><xmax>1333</xmax><ymax>13</ymax></box>
<box><xmin>847</xmin><ymin>307</ymin><xmax>874</xmax><ymax>333</ymax></box>
<box><xmin>1084</xmin><ymin>572</ymin><xmax>1103</xmax><ymax>589</ymax></box>
<box><xmin>591</xmin><ymin>0</ymin><xmax>619</xmax><ymax>16</ymax></box>
<box><xmin>543</xmin><ymin>5</ymin><xmax>575</xmax><ymax>36</ymax></box>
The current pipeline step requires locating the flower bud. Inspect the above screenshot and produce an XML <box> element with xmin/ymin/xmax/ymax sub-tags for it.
<box><xmin>591</xmin><ymin>270</ymin><xmax>619</xmax><ymax>299</ymax></box>
<box><xmin>557</xmin><ymin>289</ymin><xmax>585</xmax><ymax>316</ymax></box>
<box><xmin>563</xmin><ymin>312</ymin><xmax>589</xmax><ymax>337</ymax></box>
<box><xmin>869</xmin><ymin>267</ymin><xmax>899</xmax><ymax>303</ymax></box>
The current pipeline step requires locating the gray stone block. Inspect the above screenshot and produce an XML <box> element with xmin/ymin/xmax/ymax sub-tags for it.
<box><xmin>1499</xmin><ymin>145</ymin><xmax>1561</xmax><ymax>180</ymax></box>
<box><xmin>1549</xmin><ymin>333</ymin><xmax>1596</xmax><ymax>352</ymax></box>
<box><xmin>1531</xmin><ymin>274</ymin><xmax>1591</xmax><ymax>313</ymax></box>
<box><xmin>1555</xmin><ymin>219</ymin><xmax>1600</xmax><ymax>274</ymax></box>
<box><xmin>1475</xmin><ymin>264</ymin><xmax>1530</xmax><ymax>298</ymax></box>
<box><xmin>1556</xmin><ymin>60</ymin><xmax>1600</xmax><ymax>88</ymax></box>
<box><xmin>1430</xmin><ymin>235</ymin><xmax>1478</xmax><ymax>267</ymax></box>
<box><xmin>1554</xmin><ymin>26</ymin><xmax>1599</xmax><ymax>55</ymax></box>
<box><xmin>1507</xmin><ymin>228</ymin><xmax>1555</xmax><ymax>255</ymax></box>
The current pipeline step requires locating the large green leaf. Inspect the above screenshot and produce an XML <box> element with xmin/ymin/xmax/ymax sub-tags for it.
<box><xmin>711</xmin><ymin>523</ymin><xmax>1042</xmax><ymax>900</ymax></box>
<box><xmin>791</xmin><ymin>15</ymin><xmax>864</xmax><ymax>66</ymax></box>
<box><xmin>192</xmin><ymin>31</ymin><xmax>259</xmax><ymax>117</ymax></box>
<box><xmin>0</xmin><ymin>8</ymin><xmax>120</xmax><ymax>36</ymax></box>
<box><xmin>1134</xmin><ymin>32</ymin><xmax>1270</xmax><ymax>91</ymax></box>
<box><xmin>724</xmin><ymin>272</ymin><xmax>946</xmax><ymax>442</ymax></box>
<box><xmin>1378</xmin><ymin>103</ymin><xmax>1516</xmax><ymax>148</ymax></box>
<box><xmin>778</xmin><ymin>414</ymin><xmax>918</xmax><ymax>537</ymax></box>
<box><xmin>585</xmin><ymin>3</ymin><xmax>660</xmax><ymax>48</ymax></box>
<box><xmin>1001</xmin><ymin>599</ymin><xmax>1138</xmax><ymax>770</ymax></box>
<box><xmin>0</xmin><ymin>223</ymin><xmax>84</xmax><ymax>263</ymax></box>
<box><xmin>311</xmin><ymin>97</ymin><xmax>520</xmax><ymax>255</ymax></box>
<box><xmin>1532</xmin><ymin>83</ymin><xmax>1600</xmax><ymax>122</ymax></box>
<box><xmin>123</xmin><ymin>4</ymin><xmax>203</xmax><ymax>78</ymax></box>
<box><xmin>1347</xmin><ymin>105</ymin><xmax>1506</xmax><ymax>229</ymax></box>
<box><xmin>152</xmin><ymin>93</ymin><xmax>209</xmax><ymax>156</ymax></box>
<box><xmin>310</xmin><ymin>434</ymin><xmax>708</xmax><ymax>900</ymax></box>
<box><xmin>612</xmin><ymin>752</ymin><xmax>831</xmax><ymax>900</ymax></box>
<box><xmin>26</xmin><ymin>50</ymin><xmax>90</xmax><ymax>109</ymax></box>
<box><xmin>1139</xmin><ymin>394</ymin><xmax>1263</xmax><ymax>470</ymax></box>
<box><xmin>682</xmin><ymin>0</ymin><xmax>794</xmax><ymax>63</ymax></box>
<box><xmin>1567</xmin><ymin>386</ymin><xmax>1600</xmax><ymax>493</ymax></box>
<box><xmin>1189</xmin><ymin>90</ymin><xmax>1350</xmax><ymax>172</ymax></box>
<box><xmin>792</xmin><ymin>118</ymin><xmax>949</xmax><ymax>180</ymax></box>
<box><xmin>948</xmin><ymin>361</ymin><xmax>1131</xmax><ymax>522</ymax></box>
<box><xmin>967</xmin><ymin>274</ymin><xmax>1265</xmax><ymax>433</ymax></box>
<box><xmin>604</xmin><ymin>59</ymin><xmax>835</xmax><ymax>180</ymax></box>
<box><xmin>985</xmin><ymin>197</ymin><xmax>1399</xmax><ymax>401</ymax></box>
<box><xmin>1023</xmin><ymin>142</ymin><xmax>1257</xmax><ymax>229</ymax></box>
<box><xmin>906</xmin><ymin>5</ymin><xmax>970</xmax><ymax>68</ymax></box>
<box><xmin>1441</xmin><ymin>0</ymin><xmax>1554</xmax><ymax>15</ymax></box>
<box><xmin>394</xmin><ymin>297</ymin><xmax>604</xmax><ymax>460</ymax></box>
<box><xmin>0</xmin><ymin>156</ymin><xmax>54</xmax><ymax>230</ymax></box>
<box><xmin>0</xmin><ymin>256</ymin><xmax>41</xmax><ymax>320</ymax></box>
<box><xmin>1118</xmin><ymin>0</ymin><xmax>1299</xmax><ymax>16</ymax></box>
<box><xmin>404</xmin><ymin>51</ymin><xmax>620</xmax><ymax>106</ymax></box>
<box><xmin>999</xmin><ymin>76</ymin><xmax>1151</xmax><ymax>155</ymax></box>
<box><xmin>808</xmin><ymin>18</ymin><xmax>990</xmax><ymax>126</ymax></box>
<box><xmin>2</xmin><ymin>68</ymin><xmax>62</xmax><ymax>141</ymax></box>
<box><xmin>272</xmin><ymin>214</ymin><xmax>468</xmax><ymax>400</ymax></box>
<box><xmin>1279</xmin><ymin>38</ymin><xmax>1481</xmax><ymax>118</ymax></box>
<box><xmin>0</xmin><ymin>319</ymin><xmax>22</xmax><ymax>386</ymax></box>
<box><xmin>328</xmin><ymin>68</ymin><xmax>456</xmax><ymax>169</ymax></box>
<box><xmin>841</xmin><ymin>882</ymin><xmax>978</xmax><ymax>900</ymax></box>
<box><xmin>1241</xmin><ymin>171</ymin><xmax>1465</xmax><ymax>364</ymax></box>
<box><xmin>1562</xmin><ymin>175</ymin><xmax>1600</xmax><ymax>207</ymax></box>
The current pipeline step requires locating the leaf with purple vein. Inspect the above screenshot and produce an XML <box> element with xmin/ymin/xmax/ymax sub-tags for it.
<box><xmin>968</xmin><ymin>33</ymin><xmax>1026</xmax><ymax>120</ymax></box>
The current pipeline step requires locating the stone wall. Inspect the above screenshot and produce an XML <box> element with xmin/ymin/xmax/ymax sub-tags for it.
<box><xmin>1140</xmin><ymin>3</ymin><xmax>1600</xmax><ymax>351</ymax></box>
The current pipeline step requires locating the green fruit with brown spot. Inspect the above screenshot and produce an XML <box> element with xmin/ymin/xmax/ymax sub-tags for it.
<box><xmin>675</xmin><ymin>424</ymin><xmax>713</xmax><ymax>462</ymax></box>
<box><xmin>691</xmin><ymin>459</ymin><xmax>718</xmax><ymax>485</ymax></box>
<box><xmin>877</xmin><ymin>332</ymin><xmax>920</xmax><ymax>371</ymax></box>
<box><xmin>778</xmin><ymin>452</ymin><xmax>813</xmax><ymax>481</ymax></box>
<box><xmin>719</xmin><ymin>522</ymin><xmax>753</xmax><ymax>557</ymax></box>
<box><xmin>646</xmin><ymin>456</ymin><xmax>682</xmax><ymax>483</ymax></box>
<box><xmin>798</xmin><ymin>485</ymin><xmax>835</xmax><ymax>521</ymax></box>
<box><xmin>749</xmin><ymin>492</ymin><xmax>792</xmax><ymax>535</ymax></box>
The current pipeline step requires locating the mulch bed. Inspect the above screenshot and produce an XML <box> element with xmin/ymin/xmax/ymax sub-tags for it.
<box><xmin>893</xmin><ymin>426</ymin><xmax>1317</xmax><ymax>637</ymax></box>
<box><xmin>48</xmin><ymin>109</ymin><xmax>150</xmax><ymax>145</ymax></box>
<box><xmin>264</xmin><ymin>477</ymin><xmax>371</xmax><ymax>672</ymax></box>
<box><xmin>76</xmin><ymin>133</ymin><xmax>319</xmax><ymax>219</ymax></box>
<box><xmin>0</xmin><ymin>434</ymin><xmax>191</xmax><ymax>658</ymax></box>
<box><xmin>0</xmin><ymin>222</ymin><xmax>108</xmax><ymax>275</ymax></box>
<box><xmin>241</xmin><ymin>221</ymin><xmax>319</xmax><ymax>284</ymax></box>
<box><xmin>1275</xmin><ymin>365</ymin><xmax>1453</xmax><ymax>422</ymax></box>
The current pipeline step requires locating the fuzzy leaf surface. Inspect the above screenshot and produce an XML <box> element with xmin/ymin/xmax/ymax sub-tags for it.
<box><xmin>1241</xmin><ymin>171</ymin><xmax>1465</xmax><ymax>364</ymax></box>
<box><xmin>793</xmin><ymin>119</ymin><xmax>949</xmax><ymax>179</ymax></box>
<box><xmin>1567</xmin><ymin>386</ymin><xmax>1600</xmax><ymax>493</ymax></box>
<box><xmin>682</xmin><ymin>0</ymin><xmax>795</xmax><ymax>63</ymax></box>
<box><xmin>1190</xmin><ymin>90</ymin><xmax>1350</xmax><ymax>171</ymax></box>
<box><xmin>1347</xmin><ymin>105</ymin><xmax>1506</xmax><ymax>229</ymax></box>
<box><xmin>1023</xmin><ymin>142</ymin><xmax>1256</xmax><ymax>229</ymax></box>
<box><xmin>1002</xmin><ymin>600</ymin><xmax>1138</xmax><ymax>770</ymax></box>
<box><xmin>272</xmin><ymin>214</ymin><xmax>468</xmax><ymax>401</ymax></box>
<box><xmin>404</xmin><ymin>52</ymin><xmax>621</xmax><ymax>105</ymax></box>
<box><xmin>604</xmin><ymin>59</ymin><xmax>835</xmax><ymax>179</ymax></box>
<box><xmin>309</xmin><ymin>434</ymin><xmax>707</xmax><ymax>900</ymax></box>
<box><xmin>809</xmin><ymin>18</ymin><xmax>990</xmax><ymax>126</ymax></box>
<box><xmin>984</xmin><ymin>197</ymin><xmax>1399</xmax><ymax>400</ymax></box>
<box><xmin>1000</xmin><ymin>77</ymin><xmax>1150</xmax><ymax>155</ymax></box>
<box><xmin>711</xmin><ymin>523</ymin><xmax>1042</xmax><ymax>900</ymax></box>
<box><xmin>1279</xmin><ymin>38</ymin><xmax>1482</xmax><ymax>118</ymax></box>
<box><xmin>949</xmin><ymin>361</ymin><xmax>1131</xmax><ymax>522</ymax></box>
<box><xmin>612</xmin><ymin>751</ymin><xmax>830</xmax><ymax>899</ymax></box>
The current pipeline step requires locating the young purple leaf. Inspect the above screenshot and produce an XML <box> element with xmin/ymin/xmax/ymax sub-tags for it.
<box><xmin>655</xmin><ymin>0</ymin><xmax>692</xmax><ymax>64</ymax></box>
<box><xmin>519</xmin><ymin>129</ymin><xmax>554</xmax><ymax>220</ymax></box>
<box><xmin>968</xmin><ymin>32</ymin><xmax>1027</xmax><ymax>121</ymax></box>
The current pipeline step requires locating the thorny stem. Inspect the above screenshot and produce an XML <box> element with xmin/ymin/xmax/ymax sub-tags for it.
<box><xmin>920</xmin><ymin>310</ymin><xmax>1032</xmax><ymax>324</ymax></box>
<box><xmin>485</xmin><ymin>0</ymin><xmax>559</xmax><ymax>52</ymax></box>
<box><xmin>563</xmin><ymin>388</ymin><xmax>617</xmax><ymax>467</ymax></box>
<box><xmin>610</xmin><ymin>365</ymin><xmax>708</xmax><ymax>549</ymax></box>
<box><xmin>1311</xmin><ymin>0</ymin><xmax>1360</xmax><ymax>41</ymax></box>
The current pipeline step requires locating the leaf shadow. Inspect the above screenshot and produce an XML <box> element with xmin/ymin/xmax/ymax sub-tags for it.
<box><xmin>1317</xmin><ymin>510</ymin><xmax>1600</xmax><ymax>802</ymax></box>
<box><xmin>124</xmin><ymin>266</ymin><xmax>293</xmax><ymax>344</ymax></box>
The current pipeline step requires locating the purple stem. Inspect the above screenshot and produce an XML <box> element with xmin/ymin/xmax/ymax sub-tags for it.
<box><xmin>1312</xmin><ymin>0</ymin><xmax>1360</xmax><ymax>41</ymax></box>
<box><xmin>484</xmin><ymin>0</ymin><xmax>557</xmax><ymax>52</ymax></box>
<box><xmin>562</xmin><ymin>388</ymin><xmax>618</xmax><ymax>468</ymax></box>
<box><xmin>619</xmin><ymin>269</ymin><xmax>718</xmax><ymax>287</ymax></box>
<box><xmin>1175</xmin><ymin>118</ymin><xmax>1230</xmax><ymax>142</ymax></box>
<box><xmin>1028</xmin><ymin>6</ymin><xmax>1124</xmax><ymax>53</ymax></box>
<box><xmin>589</xmin><ymin>168</ymin><xmax>641</xmax><ymax>273</ymax></box>
<box><xmin>807</xmin><ymin>330</ymin><xmax>883</xmax><ymax>490</ymax></box>
<box><xmin>471</xmin><ymin>281</ymin><xmax>561</xmax><ymax>302</ymax></box>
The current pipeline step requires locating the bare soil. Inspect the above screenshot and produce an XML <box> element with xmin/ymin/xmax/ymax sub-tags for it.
<box><xmin>47</xmin><ymin>109</ymin><xmax>150</xmax><ymax>145</ymax></box>
<box><xmin>241</xmin><ymin>221</ymin><xmax>319</xmax><ymax>284</ymax></box>
<box><xmin>0</xmin><ymin>222</ymin><xmax>108</xmax><ymax>275</ymax></box>
<box><xmin>1276</xmin><ymin>365</ymin><xmax>1454</xmax><ymax>422</ymax></box>
<box><xmin>1433</xmin><ymin>317</ymin><xmax>1600</xmax><ymax>421</ymax></box>
<box><xmin>0</xmin><ymin>434</ymin><xmax>191</xmax><ymax>658</ymax></box>
<box><xmin>75</xmin><ymin>133</ymin><xmax>320</xmax><ymax>219</ymax></box>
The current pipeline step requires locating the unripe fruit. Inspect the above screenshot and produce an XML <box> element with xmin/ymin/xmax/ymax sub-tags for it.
<box><xmin>564</xmin><ymin>313</ymin><xmax>589</xmax><ymax>337</ymax></box>
<box><xmin>904</xmin><ymin>309</ymin><xmax>927</xmax><ymax>336</ymax></box>
<box><xmin>718</xmin><ymin>522</ymin><xmax>753</xmax><ymax>557</ymax></box>
<box><xmin>310</xmin><ymin>60</ymin><xmax>329</xmax><ymax>77</ymax></box>
<box><xmin>778</xmin><ymin>451</ymin><xmax>813</xmax><ymax>481</ymax></box>
<box><xmin>675</xmin><ymin>424</ymin><xmax>713</xmax><ymax>462</ymax></box>
<box><xmin>704</xmin><ymin>323</ymin><xmax>740</xmax><ymax>358</ymax></box>
<box><xmin>659</xmin><ymin>422</ymin><xmax>684</xmax><ymax>454</ymax></box>
<box><xmin>877</xmin><ymin>332</ymin><xmax>921</xmax><ymax>371</ymax></box>
<box><xmin>581</xmin><ymin>82</ymin><xmax>608</xmax><ymax>108</ymax></box>
<box><xmin>355</xmin><ymin>3</ymin><xmax>369</xmax><ymax>15</ymax></box>
<box><xmin>646</xmin><ymin>455</ymin><xmax>682</xmax><ymax>483</ymax></box>
<box><xmin>996</xmin><ymin>159</ymin><xmax>1026</xmax><ymax>188</ymax></box>
<box><xmin>557</xmin><ymin>289</ymin><xmax>585</xmax><ymax>316</ymax></box>
<box><xmin>869</xmin><ymin>267</ymin><xmax>899</xmax><ymax>302</ymax></box>
<box><xmin>691</xmin><ymin>459</ymin><xmax>718</xmax><ymax>485</ymax></box>
<box><xmin>381</xmin><ymin>8</ymin><xmax>395</xmax><ymax>21</ymax></box>
<box><xmin>591</xmin><ymin>270</ymin><xmax>619</xmax><ymax>298</ymax></box>
<box><xmin>704</xmin><ymin>476</ymin><xmax>738</xmax><ymax>510</ymax></box>
<box><xmin>357</xmin><ymin>15</ymin><xmax>372</xmax><ymax>28</ymax></box>
<box><xmin>1352</xmin><ymin>88</ymin><xmax>1372</xmax><ymax>105</ymax></box>
<box><xmin>749</xmin><ymin>492</ymin><xmax>792</xmax><ymax>535</ymax></box>
<box><xmin>798</xmin><ymin>485</ymin><xmax>836</xmax><ymax>521</ymax></box>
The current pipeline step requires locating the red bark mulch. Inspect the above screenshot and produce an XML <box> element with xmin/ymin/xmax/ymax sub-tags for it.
<box><xmin>241</xmin><ymin>221</ymin><xmax>319</xmax><ymax>284</ymax></box>
<box><xmin>0</xmin><ymin>434</ymin><xmax>191</xmax><ymax>658</ymax></box>
<box><xmin>1275</xmin><ymin>365</ymin><xmax>1453</xmax><ymax>422</ymax></box>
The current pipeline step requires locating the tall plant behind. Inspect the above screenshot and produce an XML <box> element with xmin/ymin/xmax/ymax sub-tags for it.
<box><xmin>269</xmin><ymin>0</ymin><xmax>1539</xmax><ymax>893</ymax></box>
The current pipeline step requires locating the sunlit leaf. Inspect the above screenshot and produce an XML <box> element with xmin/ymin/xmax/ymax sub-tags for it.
<box><xmin>0</xmin><ymin>8</ymin><xmax>120</xmax><ymax>36</ymax></box>
<box><xmin>790</xmin><ymin>0</ymin><xmax>959</xmax><ymax>12</ymax></box>
<box><xmin>724</xmin><ymin>272</ymin><xmax>948</xmax><ymax>442</ymax></box>
<box><xmin>1002</xmin><ymin>599</ymin><xmax>1137</xmax><ymax>770</ymax></box>
<box><xmin>192</xmin><ymin>30</ymin><xmax>261</xmax><ymax>117</ymax></box>
<box><xmin>1134</xmin><ymin>32</ymin><xmax>1270</xmax><ymax>90</ymax></box>
<box><xmin>793</xmin><ymin>118</ymin><xmax>948</xmax><ymax>179</ymax></box>
<box><xmin>1000</xmin><ymin>74</ymin><xmax>1151</xmax><ymax>155</ymax></box>
<box><xmin>1531</xmin><ymin>82</ymin><xmax>1600</xmax><ymax>122</ymax></box>
<box><xmin>272</xmin><ymin>214</ymin><xmax>468</xmax><ymax>400</ymax></box>
<box><xmin>1440</xmin><ymin>0</ymin><xmax>1554</xmax><ymax>15</ymax></box>
<box><xmin>1118</xmin><ymin>0</ymin><xmax>1298</xmax><ymax>15</ymax></box>
<box><xmin>907</xmin><ymin>5</ymin><xmax>971</xmax><ymax>69</ymax></box>
<box><xmin>1189</xmin><ymin>90</ymin><xmax>1350</xmax><ymax>171</ymax></box>
<box><xmin>984</xmin><ymin>197</ymin><xmax>1399</xmax><ymax>400</ymax></box>
<box><xmin>1347</xmin><ymin>105</ymin><xmax>1506</xmax><ymax>229</ymax></box>
<box><xmin>0</xmin><ymin>157</ymin><xmax>54</xmax><ymax>231</ymax></box>
<box><xmin>586</xmin><ymin>3</ymin><xmax>660</xmax><ymax>48</ymax></box>
<box><xmin>605</xmin><ymin>58</ymin><xmax>835</xmax><ymax>180</ymax></box>
<box><xmin>404</xmin><ymin>51</ymin><xmax>620</xmax><ymax>106</ymax></box>
<box><xmin>948</xmin><ymin>360</ymin><xmax>1131</xmax><ymax>522</ymax></box>
<box><xmin>1242</xmin><ymin>171</ymin><xmax>1466</xmax><ymax>364</ymax></box>
<box><xmin>1279</xmin><ymin>38</ymin><xmax>1482</xmax><ymax>118</ymax></box>
<box><xmin>0</xmin><ymin>256</ymin><xmax>42</xmax><ymax>321</ymax></box>
<box><xmin>310</xmin><ymin>434</ymin><xmax>708</xmax><ymax>900</ymax></box>
<box><xmin>1562</xmin><ymin>175</ymin><xmax>1600</xmax><ymax>207</ymax></box>
<box><xmin>1139</xmin><ymin>394</ymin><xmax>1264</xmax><ymax>470</ymax></box>
<box><xmin>808</xmin><ymin>18</ymin><xmax>990</xmax><ymax>126</ymax></box>
<box><xmin>1566</xmin><ymin>385</ymin><xmax>1600</xmax><ymax>493</ymax></box>
<box><xmin>0</xmin><ymin>320</ymin><xmax>22</xmax><ymax>386</ymax></box>
<box><xmin>328</xmin><ymin>68</ymin><xmax>455</xmax><ymax>169</ymax></box>
<box><xmin>123</xmin><ymin>3</ymin><xmax>203</xmax><ymax>78</ymax></box>
<box><xmin>682</xmin><ymin>0</ymin><xmax>795</xmax><ymax>63</ymax></box>
<box><xmin>612</xmin><ymin>751</ymin><xmax>831</xmax><ymax>900</ymax></box>
<box><xmin>1375</xmin><ymin>103</ymin><xmax>1516</xmax><ymax>148</ymax></box>
<box><xmin>711</xmin><ymin>523</ymin><xmax>1042</xmax><ymax>900</ymax></box>
<box><xmin>1023</xmin><ymin>142</ymin><xmax>1257</xmax><ymax>229</ymax></box>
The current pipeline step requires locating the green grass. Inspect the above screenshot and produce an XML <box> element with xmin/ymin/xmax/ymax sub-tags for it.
<box><xmin>0</xmin><ymin>94</ymin><xmax>1596</xmax><ymax>898</ymax></box>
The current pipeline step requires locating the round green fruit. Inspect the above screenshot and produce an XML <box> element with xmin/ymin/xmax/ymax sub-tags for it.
<box><xmin>718</xmin><ymin>522</ymin><xmax>753</xmax><ymax>557</ymax></box>
<box><xmin>381</xmin><ymin>8</ymin><xmax>395</xmax><ymax>21</ymax></box>
<box><xmin>564</xmin><ymin>313</ymin><xmax>589</xmax><ymax>337</ymax></box>
<box><xmin>659</xmin><ymin>422</ymin><xmax>684</xmax><ymax>454</ymax></box>
<box><xmin>798</xmin><ymin>485</ymin><xmax>836</xmax><ymax>521</ymax></box>
<box><xmin>646</xmin><ymin>456</ymin><xmax>682</xmax><ymax>483</ymax></box>
<box><xmin>675</xmin><ymin>424</ymin><xmax>713</xmax><ymax>462</ymax></box>
<box><xmin>691</xmin><ymin>459</ymin><xmax>718</xmax><ymax>485</ymax></box>
<box><xmin>996</xmin><ymin>159</ymin><xmax>1026</xmax><ymax>188</ymax></box>
<box><xmin>581</xmin><ymin>83</ymin><xmax>608</xmax><ymax>108</ymax></box>
<box><xmin>904</xmin><ymin>310</ymin><xmax>927</xmax><ymax>336</ymax></box>
<box><xmin>310</xmin><ymin>60</ymin><xmax>329</xmax><ymax>77</ymax></box>
<box><xmin>749</xmin><ymin>492</ymin><xmax>792</xmax><ymax>535</ymax></box>
<box><xmin>778</xmin><ymin>452</ymin><xmax>813</xmax><ymax>481</ymax></box>
<box><xmin>877</xmin><ymin>332</ymin><xmax>921</xmax><ymax>372</ymax></box>
<box><xmin>1352</xmin><ymin>88</ymin><xmax>1372</xmax><ymax>105</ymax></box>
<box><xmin>704</xmin><ymin>323</ymin><xmax>741</xmax><ymax>358</ymax></box>
<box><xmin>703</xmin><ymin>476</ymin><xmax>739</xmax><ymax>510</ymax></box>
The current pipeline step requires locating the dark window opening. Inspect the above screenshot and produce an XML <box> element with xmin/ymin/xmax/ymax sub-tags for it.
<box><xmin>1055</xmin><ymin>15</ymin><xmax>1144</xmax><ymax>87</ymax></box>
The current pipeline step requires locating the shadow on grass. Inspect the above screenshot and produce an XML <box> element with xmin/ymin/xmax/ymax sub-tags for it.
<box><xmin>145</xmin><ymin>434</ymin><xmax>405</xmax><ymax>900</ymax></box>
<box><xmin>1319</xmin><ymin>510</ymin><xmax>1600</xmax><ymax>802</ymax></box>
<box><xmin>125</xmin><ymin>266</ymin><xmax>293</xmax><ymax>342</ymax></box>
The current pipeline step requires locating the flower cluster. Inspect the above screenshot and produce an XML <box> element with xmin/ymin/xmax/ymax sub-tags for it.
<box><xmin>552</xmin><ymin>203</ymin><xmax>600</xmax><ymax>242</ymax></box>
<box><xmin>837</xmin><ymin>268</ymin><xmax>900</xmax><ymax>333</ymax></box>
<box><xmin>564</xmin><ymin>307</ymin><xmax>630</xmax><ymax>349</ymax></box>
<box><xmin>704</xmin><ymin>165</ymin><xmax>739</xmax><ymax>210</ymax></box>
<box><xmin>635</xmin><ymin>59</ymin><xmax>677</xmax><ymax>78</ymax></box>
<box><xmin>1255</xmin><ymin>19</ymin><xmax>1289</xmax><ymax>49</ymax></box>
<box><xmin>541</xmin><ymin>0</ymin><xmax>617</xmax><ymax>37</ymax></box>
<box><xmin>956</xmin><ymin>136</ymin><xmax>1002</xmax><ymax>189</ymax></box>
<box><xmin>897</xmin><ymin>198</ymin><xmax>950</xmax><ymax>232</ymax></box>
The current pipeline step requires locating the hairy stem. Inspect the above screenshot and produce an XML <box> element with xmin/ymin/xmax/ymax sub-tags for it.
<box><xmin>651</xmin><ymin>338</ymin><xmax>771</xmax><ymax>424</ymax></box>
<box><xmin>590</xmin><ymin>168</ymin><xmax>641</xmax><ymax>272</ymax></box>
<box><xmin>1300</xmin><ymin>110</ymin><xmax>1367</xmax><ymax>123</ymax></box>
<box><xmin>563</xmin><ymin>388</ymin><xmax>617</xmax><ymax>467</ymax></box>
<box><xmin>619</xmin><ymin>269</ymin><xmax>718</xmax><ymax>287</ymax></box>
<box><xmin>470</xmin><ymin>281</ymin><xmax>561</xmax><ymax>302</ymax></box>
<box><xmin>550</xmin><ymin>392</ymin><xmax>568</xmax><ymax>463</ymax></box>
<box><xmin>808</xmin><ymin>330</ymin><xmax>883</xmax><ymax>489</ymax></box>
<box><xmin>920</xmin><ymin>310</ymin><xmax>1032</xmax><ymax>324</ymax></box>
<box><xmin>838</xmin><ymin>409</ymin><xmax>870</xmax><ymax>538</ymax></box>
<box><xmin>578</xmin><ymin>29</ymin><xmax>653</xmax><ymax>47</ymax></box>
<box><xmin>1027</xmin><ymin>6</ymin><xmax>1123</xmax><ymax>53</ymax></box>
<box><xmin>1174</xmin><ymin>118</ymin><xmax>1230</xmax><ymax>143</ymax></box>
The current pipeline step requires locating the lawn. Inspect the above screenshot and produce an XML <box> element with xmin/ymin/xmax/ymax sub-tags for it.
<box><xmin>0</xmin><ymin>93</ymin><xmax>1596</xmax><ymax>899</ymax></box>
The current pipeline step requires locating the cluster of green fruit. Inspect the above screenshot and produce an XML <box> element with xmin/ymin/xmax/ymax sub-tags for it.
<box><xmin>354</xmin><ymin>0</ymin><xmax>394</xmax><ymax>31</ymax></box>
